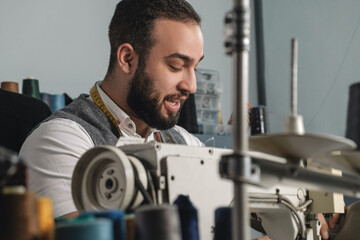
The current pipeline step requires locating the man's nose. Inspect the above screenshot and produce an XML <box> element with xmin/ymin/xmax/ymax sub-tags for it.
<box><xmin>178</xmin><ymin>69</ymin><xmax>197</xmax><ymax>94</ymax></box>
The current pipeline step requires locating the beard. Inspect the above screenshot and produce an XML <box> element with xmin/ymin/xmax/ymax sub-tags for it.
<box><xmin>126</xmin><ymin>61</ymin><xmax>187</xmax><ymax>130</ymax></box>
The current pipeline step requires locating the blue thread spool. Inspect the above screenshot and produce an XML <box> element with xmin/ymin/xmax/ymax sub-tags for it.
<box><xmin>80</xmin><ymin>210</ymin><xmax>126</xmax><ymax>240</ymax></box>
<box><xmin>40</xmin><ymin>92</ymin><xmax>52</xmax><ymax>111</ymax></box>
<box><xmin>55</xmin><ymin>217</ymin><xmax>113</xmax><ymax>240</ymax></box>
<box><xmin>214</xmin><ymin>207</ymin><xmax>232</xmax><ymax>240</ymax></box>
<box><xmin>51</xmin><ymin>94</ymin><xmax>65</xmax><ymax>112</ymax></box>
<box><xmin>173</xmin><ymin>195</ymin><xmax>199</xmax><ymax>240</ymax></box>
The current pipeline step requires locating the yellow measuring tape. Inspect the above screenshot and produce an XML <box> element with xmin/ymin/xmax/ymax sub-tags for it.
<box><xmin>90</xmin><ymin>84</ymin><xmax>121</xmax><ymax>133</ymax></box>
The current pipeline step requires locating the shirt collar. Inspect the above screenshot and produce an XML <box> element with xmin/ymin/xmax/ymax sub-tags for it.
<box><xmin>95</xmin><ymin>81</ymin><xmax>157</xmax><ymax>139</ymax></box>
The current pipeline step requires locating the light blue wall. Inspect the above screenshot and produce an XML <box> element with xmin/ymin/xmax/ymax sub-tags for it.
<box><xmin>0</xmin><ymin>0</ymin><xmax>118</xmax><ymax>96</ymax></box>
<box><xmin>1</xmin><ymin>0</ymin><xmax>360</xmax><ymax>138</ymax></box>
<box><xmin>262</xmin><ymin>0</ymin><xmax>360</xmax><ymax>137</ymax></box>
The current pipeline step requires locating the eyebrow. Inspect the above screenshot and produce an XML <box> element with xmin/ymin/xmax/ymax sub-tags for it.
<box><xmin>165</xmin><ymin>53</ymin><xmax>204</xmax><ymax>64</ymax></box>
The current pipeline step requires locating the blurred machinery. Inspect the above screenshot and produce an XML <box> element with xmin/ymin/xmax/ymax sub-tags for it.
<box><xmin>71</xmin><ymin>137</ymin><xmax>360</xmax><ymax>240</ymax></box>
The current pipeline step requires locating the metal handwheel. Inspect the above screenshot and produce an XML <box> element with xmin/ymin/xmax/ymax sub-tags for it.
<box><xmin>72</xmin><ymin>145</ymin><xmax>148</xmax><ymax>212</ymax></box>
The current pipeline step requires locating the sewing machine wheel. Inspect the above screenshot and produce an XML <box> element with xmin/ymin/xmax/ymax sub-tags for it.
<box><xmin>72</xmin><ymin>146</ymin><xmax>147</xmax><ymax>212</ymax></box>
<box><xmin>249</xmin><ymin>133</ymin><xmax>356</xmax><ymax>162</ymax></box>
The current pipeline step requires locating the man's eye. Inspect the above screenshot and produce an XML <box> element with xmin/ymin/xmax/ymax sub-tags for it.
<box><xmin>169</xmin><ymin>65</ymin><xmax>181</xmax><ymax>72</ymax></box>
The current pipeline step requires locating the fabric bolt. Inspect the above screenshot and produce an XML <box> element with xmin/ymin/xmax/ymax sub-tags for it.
<box><xmin>19</xmin><ymin>82</ymin><xmax>204</xmax><ymax>218</ymax></box>
<box><xmin>0</xmin><ymin>89</ymin><xmax>52</xmax><ymax>153</ymax></box>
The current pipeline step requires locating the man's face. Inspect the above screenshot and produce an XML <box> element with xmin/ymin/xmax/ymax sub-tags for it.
<box><xmin>127</xmin><ymin>19</ymin><xmax>204</xmax><ymax>130</ymax></box>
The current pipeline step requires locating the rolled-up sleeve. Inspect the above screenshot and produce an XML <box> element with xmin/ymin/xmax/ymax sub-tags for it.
<box><xmin>19</xmin><ymin>118</ymin><xmax>94</xmax><ymax>218</ymax></box>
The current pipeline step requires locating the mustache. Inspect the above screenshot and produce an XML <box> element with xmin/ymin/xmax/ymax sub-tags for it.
<box><xmin>164</xmin><ymin>91</ymin><xmax>190</xmax><ymax>101</ymax></box>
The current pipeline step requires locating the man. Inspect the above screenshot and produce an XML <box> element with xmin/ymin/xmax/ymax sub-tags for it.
<box><xmin>20</xmin><ymin>0</ymin><xmax>203</xmax><ymax>219</ymax></box>
<box><xmin>18</xmin><ymin>0</ymin><xmax>332</xmax><ymax>239</ymax></box>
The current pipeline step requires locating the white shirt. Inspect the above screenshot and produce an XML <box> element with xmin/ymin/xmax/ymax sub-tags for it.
<box><xmin>19</xmin><ymin>83</ymin><xmax>204</xmax><ymax>218</ymax></box>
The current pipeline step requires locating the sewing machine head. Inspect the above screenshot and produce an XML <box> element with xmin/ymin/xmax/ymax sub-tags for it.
<box><xmin>71</xmin><ymin>141</ymin><xmax>353</xmax><ymax>240</ymax></box>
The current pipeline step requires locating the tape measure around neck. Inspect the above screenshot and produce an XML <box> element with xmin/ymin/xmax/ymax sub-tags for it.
<box><xmin>90</xmin><ymin>84</ymin><xmax>121</xmax><ymax>133</ymax></box>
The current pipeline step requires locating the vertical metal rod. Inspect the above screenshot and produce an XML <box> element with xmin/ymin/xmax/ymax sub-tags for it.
<box><xmin>254</xmin><ymin>0</ymin><xmax>267</xmax><ymax>106</ymax></box>
<box><xmin>232</xmin><ymin>52</ymin><xmax>250</xmax><ymax>240</ymax></box>
<box><xmin>232</xmin><ymin>0</ymin><xmax>251</xmax><ymax>239</ymax></box>
<box><xmin>291</xmin><ymin>38</ymin><xmax>298</xmax><ymax>116</ymax></box>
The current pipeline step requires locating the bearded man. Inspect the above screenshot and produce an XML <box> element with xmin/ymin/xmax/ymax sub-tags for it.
<box><xmin>20</xmin><ymin>0</ymin><xmax>204</xmax><ymax>218</ymax></box>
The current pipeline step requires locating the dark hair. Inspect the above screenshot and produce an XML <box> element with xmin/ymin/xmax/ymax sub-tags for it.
<box><xmin>107</xmin><ymin>0</ymin><xmax>201</xmax><ymax>73</ymax></box>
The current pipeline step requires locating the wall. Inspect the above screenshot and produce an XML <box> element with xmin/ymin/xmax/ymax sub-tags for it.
<box><xmin>0</xmin><ymin>0</ymin><xmax>118</xmax><ymax>97</ymax></box>
<box><xmin>262</xmin><ymin>0</ymin><xmax>360</xmax><ymax>137</ymax></box>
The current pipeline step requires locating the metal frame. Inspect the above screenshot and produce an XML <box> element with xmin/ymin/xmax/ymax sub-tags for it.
<box><xmin>222</xmin><ymin>0</ymin><xmax>252</xmax><ymax>239</ymax></box>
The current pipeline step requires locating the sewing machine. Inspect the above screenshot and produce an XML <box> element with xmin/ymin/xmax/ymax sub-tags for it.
<box><xmin>71</xmin><ymin>136</ymin><xmax>360</xmax><ymax>240</ymax></box>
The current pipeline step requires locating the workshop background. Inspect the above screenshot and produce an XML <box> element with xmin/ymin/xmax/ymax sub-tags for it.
<box><xmin>1</xmin><ymin>1</ymin><xmax>360</xmax><ymax>239</ymax></box>
<box><xmin>1</xmin><ymin>0</ymin><xmax>360</xmax><ymax>137</ymax></box>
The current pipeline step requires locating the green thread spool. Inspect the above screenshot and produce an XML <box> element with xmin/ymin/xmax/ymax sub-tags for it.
<box><xmin>22</xmin><ymin>77</ymin><xmax>40</xmax><ymax>99</ymax></box>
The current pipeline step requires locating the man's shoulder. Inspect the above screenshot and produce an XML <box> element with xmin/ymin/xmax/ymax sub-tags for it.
<box><xmin>172</xmin><ymin>125</ymin><xmax>204</xmax><ymax>146</ymax></box>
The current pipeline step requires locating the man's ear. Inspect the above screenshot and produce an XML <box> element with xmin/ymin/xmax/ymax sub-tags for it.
<box><xmin>116</xmin><ymin>43</ymin><xmax>136</xmax><ymax>74</ymax></box>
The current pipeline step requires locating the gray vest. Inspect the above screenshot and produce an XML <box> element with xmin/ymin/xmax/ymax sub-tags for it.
<box><xmin>46</xmin><ymin>94</ymin><xmax>186</xmax><ymax>146</ymax></box>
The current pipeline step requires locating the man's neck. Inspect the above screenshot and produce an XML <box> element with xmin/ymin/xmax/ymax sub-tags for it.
<box><xmin>131</xmin><ymin>117</ymin><xmax>151</xmax><ymax>138</ymax></box>
<box><xmin>101</xmin><ymin>76</ymin><xmax>150</xmax><ymax>138</ymax></box>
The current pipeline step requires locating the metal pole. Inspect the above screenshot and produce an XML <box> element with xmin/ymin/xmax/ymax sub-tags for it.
<box><xmin>291</xmin><ymin>38</ymin><xmax>298</xmax><ymax>116</ymax></box>
<box><xmin>232</xmin><ymin>0</ymin><xmax>251</xmax><ymax>239</ymax></box>
<box><xmin>254</xmin><ymin>0</ymin><xmax>267</xmax><ymax>106</ymax></box>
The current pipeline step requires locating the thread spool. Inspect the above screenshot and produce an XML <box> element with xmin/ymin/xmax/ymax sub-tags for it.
<box><xmin>80</xmin><ymin>210</ymin><xmax>126</xmax><ymax>240</ymax></box>
<box><xmin>214</xmin><ymin>207</ymin><xmax>232</xmax><ymax>240</ymax></box>
<box><xmin>346</xmin><ymin>82</ymin><xmax>360</xmax><ymax>149</ymax></box>
<box><xmin>51</xmin><ymin>94</ymin><xmax>65</xmax><ymax>112</ymax></box>
<box><xmin>0</xmin><ymin>147</ymin><xmax>27</xmax><ymax>189</ymax></box>
<box><xmin>41</xmin><ymin>92</ymin><xmax>53</xmax><ymax>110</ymax></box>
<box><xmin>56</xmin><ymin>218</ymin><xmax>114</xmax><ymax>240</ymax></box>
<box><xmin>1</xmin><ymin>81</ymin><xmax>19</xmax><ymax>93</ymax></box>
<box><xmin>37</xmin><ymin>197</ymin><xmax>55</xmax><ymax>240</ymax></box>
<box><xmin>135</xmin><ymin>204</ymin><xmax>182</xmax><ymax>240</ymax></box>
<box><xmin>173</xmin><ymin>195</ymin><xmax>199</xmax><ymax>240</ymax></box>
<box><xmin>0</xmin><ymin>191</ymin><xmax>40</xmax><ymax>240</ymax></box>
<box><xmin>22</xmin><ymin>77</ymin><xmax>40</xmax><ymax>99</ymax></box>
<box><xmin>250</xmin><ymin>105</ymin><xmax>269</xmax><ymax>135</ymax></box>
<box><xmin>125</xmin><ymin>214</ymin><xmax>135</xmax><ymax>240</ymax></box>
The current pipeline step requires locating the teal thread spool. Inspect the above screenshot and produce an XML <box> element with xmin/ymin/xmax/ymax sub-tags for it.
<box><xmin>55</xmin><ymin>217</ymin><xmax>114</xmax><ymax>240</ymax></box>
<box><xmin>22</xmin><ymin>77</ymin><xmax>40</xmax><ymax>99</ymax></box>
<box><xmin>51</xmin><ymin>94</ymin><xmax>65</xmax><ymax>112</ymax></box>
<box><xmin>80</xmin><ymin>210</ymin><xmax>126</xmax><ymax>240</ymax></box>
